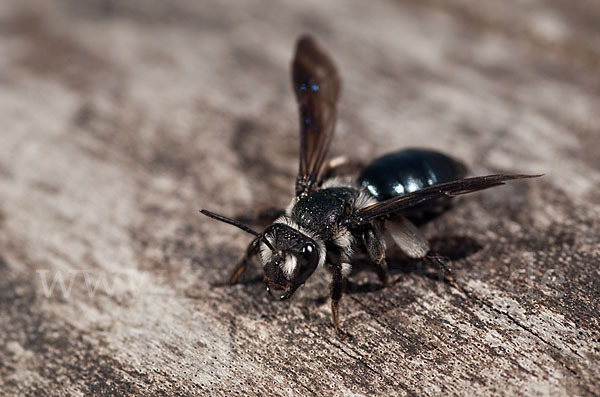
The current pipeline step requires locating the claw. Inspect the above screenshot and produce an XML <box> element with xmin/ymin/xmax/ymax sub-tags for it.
<box><xmin>335</xmin><ymin>327</ymin><xmax>351</xmax><ymax>340</ymax></box>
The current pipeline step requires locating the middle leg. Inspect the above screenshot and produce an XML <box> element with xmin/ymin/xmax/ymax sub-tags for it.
<box><xmin>362</xmin><ymin>225</ymin><xmax>395</xmax><ymax>286</ymax></box>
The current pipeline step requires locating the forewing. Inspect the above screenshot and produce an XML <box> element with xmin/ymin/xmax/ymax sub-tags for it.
<box><xmin>293</xmin><ymin>35</ymin><xmax>341</xmax><ymax>195</ymax></box>
<box><xmin>350</xmin><ymin>174</ymin><xmax>541</xmax><ymax>227</ymax></box>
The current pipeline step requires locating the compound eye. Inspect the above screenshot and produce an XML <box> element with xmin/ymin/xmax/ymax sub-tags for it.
<box><xmin>294</xmin><ymin>241</ymin><xmax>319</xmax><ymax>284</ymax></box>
<box><xmin>302</xmin><ymin>243</ymin><xmax>314</xmax><ymax>254</ymax></box>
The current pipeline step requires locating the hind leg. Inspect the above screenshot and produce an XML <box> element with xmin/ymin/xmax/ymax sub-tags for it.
<box><xmin>425</xmin><ymin>255</ymin><xmax>471</xmax><ymax>296</ymax></box>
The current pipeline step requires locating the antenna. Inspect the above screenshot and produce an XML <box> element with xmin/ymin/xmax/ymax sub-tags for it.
<box><xmin>200</xmin><ymin>209</ymin><xmax>275</xmax><ymax>251</ymax></box>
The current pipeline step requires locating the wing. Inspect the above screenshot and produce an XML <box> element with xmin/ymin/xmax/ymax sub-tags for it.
<box><xmin>349</xmin><ymin>174</ymin><xmax>542</xmax><ymax>227</ymax></box>
<box><xmin>293</xmin><ymin>35</ymin><xmax>341</xmax><ymax>195</ymax></box>
<box><xmin>386</xmin><ymin>216</ymin><xmax>430</xmax><ymax>258</ymax></box>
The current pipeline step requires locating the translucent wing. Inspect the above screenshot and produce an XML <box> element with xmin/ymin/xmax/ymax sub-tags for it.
<box><xmin>386</xmin><ymin>216</ymin><xmax>430</xmax><ymax>258</ymax></box>
<box><xmin>349</xmin><ymin>174</ymin><xmax>542</xmax><ymax>227</ymax></box>
<box><xmin>293</xmin><ymin>35</ymin><xmax>341</xmax><ymax>195</ymax></box>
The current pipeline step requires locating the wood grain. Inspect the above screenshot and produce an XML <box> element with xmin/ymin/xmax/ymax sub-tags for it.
<box><xmin>0</xmin><ymin>0</ymin><xmax>598</xmax><ymax>395</ymax></box>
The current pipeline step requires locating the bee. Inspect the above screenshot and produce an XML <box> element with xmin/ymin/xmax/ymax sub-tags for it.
<box><xmin>201</xmin><ymin>35</ymin><xmax>540</xmax><ymax>337</ymax></box>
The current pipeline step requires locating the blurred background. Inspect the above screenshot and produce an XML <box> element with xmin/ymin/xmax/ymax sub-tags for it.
<box><xmin>0</xmin><ymin>0</ymin><xmax>598</xmax><ymax>395</ymax></box>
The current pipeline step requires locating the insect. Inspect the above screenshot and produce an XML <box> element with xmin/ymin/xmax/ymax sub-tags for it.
<box><xmin>201</xmin><ymin>35</ymin><xmax>539</xmax><ymax>337</ymax></box>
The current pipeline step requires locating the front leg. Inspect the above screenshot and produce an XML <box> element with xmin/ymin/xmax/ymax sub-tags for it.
<box><xmin>212</xmin><ymin>237</ymin><xmax>260</xmax><ymax>287</ymax></box>
<box><xmin>329</xmin><ymin>263</ymin><xmax>349</xmax><ymax>338</ymax></box>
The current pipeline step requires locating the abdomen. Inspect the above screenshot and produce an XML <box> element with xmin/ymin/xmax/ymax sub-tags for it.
<box><xmin>358</xmin><ymin>149</ymin><xmax>467</xmax><ymax>201</ymax></box>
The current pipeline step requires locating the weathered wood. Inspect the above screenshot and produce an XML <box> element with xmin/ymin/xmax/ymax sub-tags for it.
<box><xmin>0</xmin><ymin>0</ymin><xmax>599</xmax><ymax>395</ymax></box>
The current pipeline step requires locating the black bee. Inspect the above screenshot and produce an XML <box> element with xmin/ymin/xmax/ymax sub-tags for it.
<box><xmin>201</xmin><ymin>35</ymin><xmax>539</xmax><ymax>337</ymax></box>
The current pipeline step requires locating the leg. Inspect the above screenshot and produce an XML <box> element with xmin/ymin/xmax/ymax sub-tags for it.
<box><xmin>329</xmin><ymin>263</ymin><xmax>349</xmax><ymax>338</ymax></box>
<box><xmin>427</xmin><ymin>255</ymin><xmax>453</xmax><ymax>275</ymax></box>
<box><xmin>362</xmin><ymin>225</ymin><xmax>396</xmax><ymax>286</ymax></box>
<box><xmin>212</xmin><ymin>238</ymin><xmax>260</xmax><ymax>287</ymax></box>
<box><xmin>426</xmin><ymin>255</ymin><xmax>470</xmax><ymax>297</ymax></box>
<box><xmin>374</xmin><ymin>258</ymin><xmax>393</xmax><ymax>287</ymax></box>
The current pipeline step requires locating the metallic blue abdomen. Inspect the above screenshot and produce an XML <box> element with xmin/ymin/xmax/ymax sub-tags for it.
<box><xmin>358</xmin><ymin>149</ymin><xmax>467</xmax><ymax>201</ymax></box>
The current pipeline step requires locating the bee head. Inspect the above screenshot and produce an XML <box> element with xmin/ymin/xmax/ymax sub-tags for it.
<box><xmin>199</xmin><ymin>210</ymin><xmax>323</xmax><ymax>300</ymax></box>
<box><xmin>260</xmin><ymin>222</ymin><xmax>322</xmax><ymax>300</ymax></box>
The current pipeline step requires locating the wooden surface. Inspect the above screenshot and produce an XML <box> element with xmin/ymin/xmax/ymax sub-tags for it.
<box><xmin>1</xmin><ymin>0</ymin><xmax>599</xmax><ymax>395</ymax></box>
